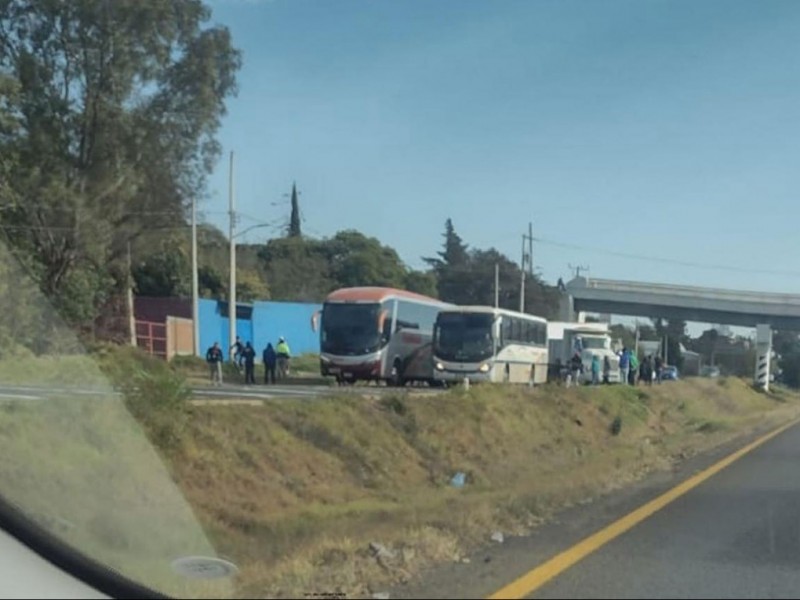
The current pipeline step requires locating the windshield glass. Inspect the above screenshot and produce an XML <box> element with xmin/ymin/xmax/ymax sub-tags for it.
<box><xmin>434</xmin><ymin>313</ymin><xmax>494</xmax><ymax>362</ymax></box>
<box><xmin>321</xmin><ymin>302</ymin><xmax>383</xmax><ymax>355</ymax></box>
<box><xmin>581</xmin><ymin>336</ymin><xmax>609</xmax><ymax>349</ymax></box>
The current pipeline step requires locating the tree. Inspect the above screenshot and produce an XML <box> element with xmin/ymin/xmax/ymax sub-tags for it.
<box><xmin>257</xmin><ymin>237</ymin><xmax>334</xmax><ymax>302</ymax></box>
<box><xmin>0</xmin><ymin>0</ymin><xmax>241</xmax><ymax>336</ymax></box>
<box><xmin>287</xmin><ymin>182</ymin><xmax>301</xmax><ymax>238</ymax></box>
<box><xmin>424</xmin><ymin>219</ymin><xmax>470</xmax><ymax>303</ymax></box>
<box><xmin>132</xmin><ymin>242</ymin><xmax>189</xmax><ymax>297</ymax></box>
<box><xmin>405</xmin><ymin>270</ymin><xmax>437</xmax><ymax>297</ymax></box>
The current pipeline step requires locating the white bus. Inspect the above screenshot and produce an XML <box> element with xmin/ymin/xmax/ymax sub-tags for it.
<box><xmin>312</xmin><ymin>287</ymin><xmax>453</xmax><ymax>386</ymax></box>
<box><xmin>432</xmin><ymin>306</ymin><xmax>549</xmax><ymax>385</ymax></box>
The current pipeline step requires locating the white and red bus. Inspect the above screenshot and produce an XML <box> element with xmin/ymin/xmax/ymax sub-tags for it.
<box><xmin>312</xmin><ymin>287</ymin><xmax>453</xmax><ymax>385</ymax></box>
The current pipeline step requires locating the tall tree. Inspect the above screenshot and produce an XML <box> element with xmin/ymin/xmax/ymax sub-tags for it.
<box><xmin>287</xmin><ymin>182</ymin><xmax>301</xmax><ymax>238</ymax></box>
<box><xmin>423</xmin><ymin>218</ymin><xmax>470</xmax><ymax>303</ymax></box>
<box><xmin>0</xmin><ymin>0</ymin><xmax>241</xmax><ymax>336</ymax></box>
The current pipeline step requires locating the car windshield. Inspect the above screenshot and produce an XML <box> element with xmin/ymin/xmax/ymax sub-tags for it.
<box><xmin>3</xmin><ymin>1</ymin><xmax>800</xmax><ymax>599</ymax></box>
<box><xmin>434</xmin><ymin>313</ymin><xmax>495</xmax><ymax>362</ymax></box>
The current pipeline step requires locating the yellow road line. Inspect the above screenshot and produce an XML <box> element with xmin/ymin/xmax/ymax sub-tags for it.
<box><xmin>488</xmin><ymin>418</ymin><xmax>800</xmax><ymax>600</ymax></box>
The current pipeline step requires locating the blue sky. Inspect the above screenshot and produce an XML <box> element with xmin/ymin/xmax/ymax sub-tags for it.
<box><xmin>203</xmin><ymin>0</ymin><xmax>800</xmax><ymax>301</ymax></box>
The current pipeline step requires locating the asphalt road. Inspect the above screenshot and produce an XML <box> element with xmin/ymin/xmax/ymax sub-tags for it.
<box><xmin>0</xmin><ymin>381</ymin><xmax>440</xmax><ymax>402</ymax></box>
<box><xmin>397</xmin><ymin>421</ymin><xmax>800</xmax><ymax>600</ymax></box>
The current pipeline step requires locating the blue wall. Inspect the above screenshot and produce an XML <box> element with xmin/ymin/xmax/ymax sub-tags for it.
<box><xmin>198</xmin><ymin>299</ymin><xmax>321</xmax><ymax>361</ymax></box>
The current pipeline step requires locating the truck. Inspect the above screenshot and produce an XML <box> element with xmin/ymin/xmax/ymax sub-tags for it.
<box><xmin>546</xmin><ymin>321</ymin><xmax>622</xmax><ymax>384</ymax></box>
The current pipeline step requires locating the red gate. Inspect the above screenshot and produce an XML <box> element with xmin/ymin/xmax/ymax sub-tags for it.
<box><xmin>135</xmin><ymin>320</ymin><xmax>167</xmax><ymax>359</ymax></box>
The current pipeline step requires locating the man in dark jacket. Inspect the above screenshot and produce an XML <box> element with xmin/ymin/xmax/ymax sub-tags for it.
<box><xmin>206</xmin><ymin>342</ymin><xmax>223</xmax><ymax>386</ymax></box>
<box><xmin>263</xmin><ymin>343</ymin><xmax>277</xmax><ymax>384</ymax></box>
<box><xmin>242</xmin><ymin>341</ymin><xmax>256</xmax><ymax>384</ymax></box>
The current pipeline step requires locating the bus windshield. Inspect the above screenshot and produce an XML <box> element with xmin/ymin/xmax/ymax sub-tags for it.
<box><xmin>321</xmin><ymin>302</ymin><xmax>384</xmax><ymax>356</ymax></box>
<box><xmin>434</xmin><ymin>313</ymin><xmax>495</xmax><ymax>362</ymax></box>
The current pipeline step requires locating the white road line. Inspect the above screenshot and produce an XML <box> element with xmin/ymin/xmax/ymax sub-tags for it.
<box><xmin>0</xmin><ymin>393</ymin><xmax>42</xmax><ymax>400</ymax></box>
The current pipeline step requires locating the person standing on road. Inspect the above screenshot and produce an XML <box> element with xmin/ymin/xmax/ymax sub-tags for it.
<box><xmin>654</xmin><ymin>355</ymin><xmax>664</xmax><ymax>384</ymax></box>
<box><xmin>243</xmin><ymin>341</ymin><xmax>256</xmax><ymax>384</ymax></box>
<box><xmin>640</xmin><ymin>355</ymin><xmax>653</xmax><ymax>386</ymax></box>
<box><xmin>230</xmin><ymin>336</ymin><xmax>244</xmax><ymax>371</ymax></box>
<box><xmin>263</xmin><ymin>343</ymin><xmax>277</xmax><ymax>384</ymax></box>
<box><xmin>629</xmin><ymin>352</ymin><xmax>639</xmax><ymax>385</ymax></box>
<box><xmin>619</xmin><ymin>347</ymin><xmax>630</xmax><ymax>385</ymax></box>
<box><xmin>603</xmin><ymin>355</ymin><xmax>611</xmax><ymax>384</ymax></box>
<box><xmin>206</xmin><ymin>342</ymin><xmax>224</xmax><ymax>386</ymax></box>
<box><xmin>276</xmin><ymin>337</ymin><xmax>291</xmax><ymax>379</ymax></box>
<box><xmin>568</xmin><ymin>351</ymin><xmax>583</xmax><ymax>387</ymax></box>
<box><xmin>591</xmin><ymin>354</ymin><xmax>601</xmax><ymax>385</ymax></box>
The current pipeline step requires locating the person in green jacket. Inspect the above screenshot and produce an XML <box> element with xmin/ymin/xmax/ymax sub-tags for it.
<box><xmin>276</xmin><ymin>337</ymin><xmax>291</xmax><ymax>379</ymax></box>
<box><xmin>629</xmin><ymin>352</ymin><xmax>640</xmax><ymax>385</ymax></box>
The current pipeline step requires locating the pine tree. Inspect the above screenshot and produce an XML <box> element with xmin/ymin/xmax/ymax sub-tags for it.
<box><xmin>288</xmin><ymin>182</ymin><xmax>302</xmax><ymax>238</ymax></box>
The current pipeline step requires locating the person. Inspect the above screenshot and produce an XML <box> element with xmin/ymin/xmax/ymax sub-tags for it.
<box><xmin>591</xmin><ymin>354</ymin><xmax>601</xmax><ymax>385</ymax></box>
<box><xmin>654</xmin><ymin>354</ymin><xmax>664</xmax><ymax>384</ymax></box>
<box><xmin>603</xmin><ymin>355</ymin><xmax>611</xmax><ymax>384</ymax></box>
<box><xmin>276</xmin><ymin>336</ymin><xmax>291</xmax><ymax>379</ymax></box>
<box><xmin>640</xmin><ymin>355</ymin><xmax>653</xmax><ymax>386</ymax></box>
<box><xmin>205</xmin><ymin>341</ymin><xmax>223</xmax><ymax>386</ymax></box>
<box><xmin>619</xmin><ymin>347</ymin><xmax>630</xmax><ymax>385</ymax></box>
<box><xmin>242</xmin><ymin>341</ymin><xmax>256</xmax><ymax>384</ymax></box>
<box><xmin>230</xmin><ymin>336</ymin><xmax>244</xmax><ymax>371</ymax></box>
<box><xmin>568</xmin><ymin>351</ymin><xmax>583</xmax><ymax>387</ymax></box>
<box><xmin>629</xmin><ymin>352</ymin><xmax>639</xmax><ymax>385</ymax></box>
<box><xmin>263</xmin><ymin>342</ymin><xmax>277</xmax><ymax>384</ymax></box>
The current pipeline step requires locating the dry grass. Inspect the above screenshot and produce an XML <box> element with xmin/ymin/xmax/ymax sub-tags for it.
<box><xmin>164</xmin><ymin>378</ymin><xmax>800</xmax><ymax>598</ymax></box>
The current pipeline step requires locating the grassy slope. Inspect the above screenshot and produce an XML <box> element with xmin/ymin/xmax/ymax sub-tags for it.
<box><xmin>168</xmin><ymin>378</ymin><xmax>800</xmax><ymax>598</ymax></box>
<box><xmin>0</xmin><ymin>345</ymin><xmax>796</xmax><ymax>597</ymax></box>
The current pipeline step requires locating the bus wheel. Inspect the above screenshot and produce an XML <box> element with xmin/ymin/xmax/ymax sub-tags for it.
<box><xmin>389</xmin><ymin>360</ymin><xmax>405</xmax><ymax>387</ymax></box>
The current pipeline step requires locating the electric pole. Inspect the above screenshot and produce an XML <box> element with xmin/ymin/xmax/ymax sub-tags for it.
<box><xmin>569</xmin><ymin>263</ymin><xmax>590</xmax><ymax>278</ymax></box>
<box><xmin>519</xmin><ymin>222</ymin><xmax>533</xmax><ymax>313</ymax></box>
<box><xmin>191</xmin><ymin>196</ymin><xmax>200</xmax><ymax>357</ymax></box>
<box><xmin>228</xmin><ymin>151</ymin><xmax>236</xmax><ymax>360</ymax></box>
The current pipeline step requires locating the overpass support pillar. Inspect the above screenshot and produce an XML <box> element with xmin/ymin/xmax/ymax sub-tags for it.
<box><xmin>558</xmin><ymin>294</ymin><xmax>576</xmax><ymax>322</ymax></box>
<box><xmin>754</xmin><ymin>324</ymin><xmax>772</xmax><ymax>391</ymax></box>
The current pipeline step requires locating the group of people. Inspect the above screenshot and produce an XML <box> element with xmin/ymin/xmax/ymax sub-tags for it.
<box><xmin>618</xmin><ymin>347</ymin><xmax>664</xmax><ymax>385</ymax></box>
<box><xmin>205</xmin><ymin>336</ymin><xmax>292</xmax><ymax>386</ymax></box>
<box><xmin>565</xmin><ymin>348</ymin><xmax>666</xmax><ymax>387</ymax></box>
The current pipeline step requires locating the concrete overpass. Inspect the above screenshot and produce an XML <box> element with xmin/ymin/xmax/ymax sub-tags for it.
<box><xmin>563</xmin><ymin>276</ymin><xmax>800</xmax><ymax>389</ymax></box>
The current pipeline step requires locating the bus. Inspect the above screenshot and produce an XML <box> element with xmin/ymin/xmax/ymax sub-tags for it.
<box><xmin>312</xmin><ymin>287</ymin><xmax>453</xmax><ymax>385</ymax></box>
<box><xmin>432</xmin><ymin>306</ymin><xmax>549</xmax><ymax>385</ymax></box>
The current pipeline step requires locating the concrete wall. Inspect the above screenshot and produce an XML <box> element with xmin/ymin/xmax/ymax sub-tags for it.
<box><xmin>198</xmin><ymin>298</ymin><xmax>321</xmax><ymax>361</ymax></box>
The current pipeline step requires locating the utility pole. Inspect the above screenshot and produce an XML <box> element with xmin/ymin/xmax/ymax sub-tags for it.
<box><xmin>228</xmin><ymin>151</ymin><xmax>236</xmax><ymax>360</ymax></box>
<box><xmin>519</xmin><ymin>222</ymin><xmax>533</xmax><ymax>313</ymax></box>
<box><xmin>528</xmin><ymin>222</ymin><xmax>533</xmax><ymax>276</ymax></box>
<box><xmin>569</xmin><ymin>263</ymin><xmax>590</xmax><ymax>278</ymax></box>
<box><xmin>127</xmin><ymin>241</ymin><xmax>136</xmax><ymax>347</ymax></box>
<box><xmin>494</xmin><ymin>263</ymin><xmax>499</xmax><ymax>309</ymax></box>
<box><xmin>519</xmin><ymin>235</ymin><xmax>526</xmax><ymax>313</ymax></box>
<box><xmin>191</xmin><ymin>196</ymin><xmax>200</xmax><ymax>357</ymax></box>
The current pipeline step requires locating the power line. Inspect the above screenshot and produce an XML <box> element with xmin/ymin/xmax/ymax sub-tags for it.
<box><xmin>535</xmin><ymin>236</ymin><xmax>800</xmax><ymax>279</ymax></box>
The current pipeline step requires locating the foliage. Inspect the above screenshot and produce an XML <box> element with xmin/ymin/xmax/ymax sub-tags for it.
<box><xmin>288</xmin><ymin>182</ymin><xmax>301</xmax><ymax>238</ymax></box>
<box><xmin>0</xmin><ymin>0</ymin><xmax>241</xmax><ymax>335</ymax></box>
<box><xmin>423</xmin><ymin>219</ymin><xmax>560</xmax><ymax>318</ymax></box>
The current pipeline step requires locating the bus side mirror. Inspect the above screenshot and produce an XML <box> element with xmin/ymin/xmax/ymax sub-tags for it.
<box><xmin>493</xmin><ymin>320</ymin><xmax>501</xmax><ymax>340</ymax></box>
<box><xmin>377</xmin><ymin>309</ymin><xmax>389</xmax><ymax>334</ymax></box>
<box><xmin>311</xmin><ymin>310</ymin><xmax>320</xmax><ymax>332</ymax></box>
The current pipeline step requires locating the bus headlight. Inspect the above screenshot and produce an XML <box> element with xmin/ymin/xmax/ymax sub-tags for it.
<box><xmin>479</xmin><ymin>363</ymin><xmax>490</xmax><ymax>373</ymax></box>
<box><xmin>435</xmin><ymin>362</ymin><xmax>444</xmax><ymax>371</ymax></box>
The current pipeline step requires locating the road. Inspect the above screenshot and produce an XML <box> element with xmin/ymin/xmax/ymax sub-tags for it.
<box><xmin>397</xmin><ymin>421</ymin><xmax>800</xmax><ymax>599</ymax></box>
<box><xmin>0</xmin><ymin>381</ymin><xmax>439</xmax><ymax>402</ymax></box>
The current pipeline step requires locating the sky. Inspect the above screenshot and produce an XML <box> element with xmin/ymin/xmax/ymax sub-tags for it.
<box><xmin>202</xmin><ymin>0</ymin><xmax>800</xmax><ymax>312</ymax></box>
